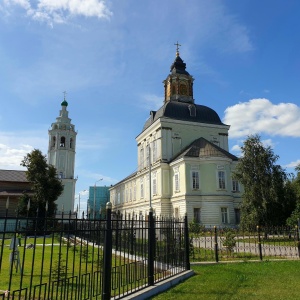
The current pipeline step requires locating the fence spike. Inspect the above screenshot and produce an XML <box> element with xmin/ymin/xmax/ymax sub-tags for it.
<box><xmin>6</xmin><ymin>196</ymin><xmax>9</xmax><ymax>209</ymax></box>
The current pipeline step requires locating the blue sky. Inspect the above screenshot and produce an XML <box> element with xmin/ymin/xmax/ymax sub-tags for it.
<box><xmin>1</xmin><ymin>0</ymin><xmax>300</xmax><ymax>212</ymax></box>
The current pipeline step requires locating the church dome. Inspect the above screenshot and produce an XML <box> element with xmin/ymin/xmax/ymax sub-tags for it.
<box><xmin>143</xmin><ymin>101</ymin><xmax>224</xmax><ymax>131</ymax></box>
<box><xmin>61</xmin><ymin>100</ymin><xmax>68</xmax><ymax>107</ymax></box>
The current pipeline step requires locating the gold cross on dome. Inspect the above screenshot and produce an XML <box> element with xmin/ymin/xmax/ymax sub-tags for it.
<box><xmin>174</xmin><ymin>41</ymin><xmax>181</xmax><ymax>56</ymax></box>
<box><xmin>63</xmin><ymin>91</ymin><xmax>67</xmax><ymax>100</ymax></box>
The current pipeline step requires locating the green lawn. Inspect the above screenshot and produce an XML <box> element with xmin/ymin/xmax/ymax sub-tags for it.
<box><xmin>152</xmin><ymin>260</ymin><xmax>300</xmax><ymax>300</ymax></box>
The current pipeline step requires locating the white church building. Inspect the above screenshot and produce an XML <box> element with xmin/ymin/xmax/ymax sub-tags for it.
<box><xmin>48</xmin><ymin>99</ymin><xmax>77</xmax><ymax>214</ymax></box>
<box><xmin>110</xmin><ymin>48</ymin><xmax>243</xmax><ymax>226</ymax></box>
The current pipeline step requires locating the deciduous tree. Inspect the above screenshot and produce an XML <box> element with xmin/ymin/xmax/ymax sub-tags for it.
<box><xmin>18</xmin><ymin>149</ymin><xmax>63</xmax><ymax>217</ymax></box>
<box><xmin>233</xmin><ymin>135</ymin><xmax>295</xmax><ymax>227</ymax></box>
<box><xmin>287</xmin><ymin>164</ymin><xmax>300</xmax><ymax>226</ymax></box>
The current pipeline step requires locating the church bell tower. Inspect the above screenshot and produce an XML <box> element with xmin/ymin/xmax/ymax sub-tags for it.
<box><xmin>48</xmin><ymin>96</ymin><xmax>77</xmax><ymax>214</ymax></box>
<box><xmin>163</xmin><ymin>42</ymin><xmax>194</xmax><ymax>104</ymax></box>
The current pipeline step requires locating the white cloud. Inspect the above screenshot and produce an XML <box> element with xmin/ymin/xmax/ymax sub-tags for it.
<box><xmin>0</xmin><ymin>131</ymin><xmax>48</xmax><ymax>170</ymax></box>
<box><xmin>140</xmin><ymin>94</ymin><xmax>163</xmax><ymax>111</ymax></box>
<box><xmin>2</xmin><ymin>0</ymin><xmax>112</xmax><ymax>25</ymax></box>
<box><xmin>224</xmin><ymin>98</ymin><xmax>300</xmax><ymax>138</ymax></box>
<box><xmin>231</xmin><ymin>144</ymin><xmax>241</xmax><ymax>152</ymax></box>
<box><xmin>4</xmin><ymin>0</ymin><xmax>31</xmax><ymax>10</ymax></box>
<box><xmin>284</xmin><ymin>160</ymin><xmax>300</xmax><ymax>169</ymax></box>
<box><xmin>0</xmin><ymin>143</ymin><xmax>33</xmax><ymax>170</ymax></box>
<box><xmin>231</xmin><ymin>138</ymin><xmax>275</xmax><ymax>156</ymax></box>
<box><xmin>261</xmin><ymin>139</ymin><xmax>275</xmax><ymax>148</ymax></box>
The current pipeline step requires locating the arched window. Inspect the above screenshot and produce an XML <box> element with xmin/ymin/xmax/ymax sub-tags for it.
<box><xmin>172</xmin><ymin>85</ymin><xmax>176</xmax><ymax>95</ymax></box>
<box><xmin>70</xmin><ymin>138</ymin><xmax>73</xmax><ymax>149</ymax></box>
<box><xmin>59</xmin><ymin>172</ymin><xmax>64</xmax><ymax>179</ymax></box>
<box><xmin>188</xmin><ymin>104</ymin><xmax>196</xmax><ymax>117</ymax></box>
<box><xmin>60</xmin><ymin>137</ymin><xmax>65</xmax><ymax>147</ymax></box>
<box><xmin>52</xmin><ymin>136</ymin><xmax>56</xmax><ymax>147</ymax></box>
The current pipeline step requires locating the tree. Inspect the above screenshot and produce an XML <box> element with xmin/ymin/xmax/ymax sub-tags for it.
<box><xmin>287</xmin><ymin>164</ymin><xmax>300</xmax><ymax>226</ymax></box>
<box><xmin>18</xmin><ymin>149</ymin><xmax>63</xmax><ymax>217</ymax></box>
<box><xmin>233</xmin><ymin>135</ymin><xmax>295</xmax><ymax>228</ymax></box>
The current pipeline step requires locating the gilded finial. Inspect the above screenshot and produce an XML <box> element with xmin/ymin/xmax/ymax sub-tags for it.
<box><xmin>174</xmin><ymin>41</ymin><xmax>181</xmax><ymax>57</ymax></box>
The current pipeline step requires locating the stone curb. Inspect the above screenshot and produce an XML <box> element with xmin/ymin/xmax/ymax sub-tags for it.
<box><xmin>121</xmin><ymin>270</ymin><xmax>195</xmax><ymax>300</ymax></box>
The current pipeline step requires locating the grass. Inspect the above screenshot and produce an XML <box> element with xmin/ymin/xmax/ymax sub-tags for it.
<box><xmin>152</xmin><ymin>260</ymin><xmax>300</xmax><ymax>300</ymax></box>
<box><xmin>0</xmin><ymin>236</ymin><xmax>152</xmax><ymax>298</ymax></box>
<box><xmin>0</xmin><ymin>238</ymin><xmax>104</xmax><ymax>293</ymax></box>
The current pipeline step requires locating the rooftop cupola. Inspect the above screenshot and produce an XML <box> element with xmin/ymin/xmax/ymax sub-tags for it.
<box><xmin>61</xmin><ymin>99</ymin><xmax>68</xmax><ymax>107</ymax></box>
<box><xmin>163</xmin><ymin>42</ymin><xmax>194</xmax><ymax>104</ymax></box>
<box><xmin>170</xmin><ymin>47</ymin><xmax>190</xmax><ymax>76</ymax></box>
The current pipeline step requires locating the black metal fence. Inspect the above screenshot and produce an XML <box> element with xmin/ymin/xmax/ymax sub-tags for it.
<box><xmin>0</xmin><ymin>204</ymin><xmax>189</xmax><ymax>299</ymax></box>
<box><xmin>189</xmin><ymin>225</ymin><xmax>300</xmax><ymax>262</ymax></box>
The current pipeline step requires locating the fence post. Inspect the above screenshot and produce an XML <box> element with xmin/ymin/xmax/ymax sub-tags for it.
<box><xmin>184</xmin><ymin>214</ymin><xmax>190</xmax><ymax>270</ymax></box>
<box><xmin>148</xmin><ymin>207</ymin><xmax>155</xmax><ymax>286</ymax></box>
<box><xmin>257</xmin><ymin>226</ymin><xmax>263</xmax><ymax>261</ymax></box>
<box><xmin>102</xmin><ymin>202</ymin><xmax>112</xmax><ymax>300</ymax></box>
<box><xmin>214</xmin><ymin>226</ymin><xmax>219</xmax><ymax>263</ymax></box>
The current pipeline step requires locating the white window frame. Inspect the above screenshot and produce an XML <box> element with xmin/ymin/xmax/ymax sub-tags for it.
<box><xmin>146</xmin><ymin>144</ymin><xmax>150</xmax><ymax>167</ymax></box>
<box><xmin>218</xmin><ymin>170</ymin><xmax>226</xmax><ymax>189</ymax></box>
<box><xmin>174</xmin><ymin>207</ymin><xmax>179</xmax><ymax>218</ymax></box>
<box><xmin>193</xmin><ymin>208</ymin><xmax>201</xmax><ymax>223</ymax></box>
<box><xmin>140</xmin><ymin>147</ymin><xmax>144</xmax><ymax>169</ymax></box>
<box><xmin>152</xmin><ymin>140</ymin><xmax>157</xmax><ymax>162</ymax></box>
<box><xmin>129</xmin><ymin>187</ymin><xmax>132</xmax><ymax>201</ymax></box>
<box><xmin>133</xmin><ymin>184</ymin><xmax>136</xmax><ymax>201</ymax></box>
<box><xmin>174</xmin><ymin>172</ymin><xmax>180</xmax><ymax>192</ymax></box>
<box><xmin>191</xmin><ymin>171</ymin><xmax>200</xmax><ymax>190</ymax></box>
<box><xmin>152</xmin><ymin>173</ymin><xmax>157</xmax><ymax>196</ymax></box>
<box><xmin>221</xmin><ymin>207</ymin><xmax>229</xmax><ymax>224</ymax></box>
<box><xmin>140</xmin><ymin>178</ymin><xmax>144</xmax><ymax>198</ymax></box>
<box><xmin>232</xmin><ymin>179</ymin><xmax>239</xmax><ymax>192</ymax></box>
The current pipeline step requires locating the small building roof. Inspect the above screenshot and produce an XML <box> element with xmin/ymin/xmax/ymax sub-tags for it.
<box><xmin>171</xmin><ymin>137</ymin><xmax>238</xmax><ymax>162</ymax></box>
<box><xmin>0</xmin><ymin>170</ymin><xmax>28</xmax><ymax>182</ymax></box>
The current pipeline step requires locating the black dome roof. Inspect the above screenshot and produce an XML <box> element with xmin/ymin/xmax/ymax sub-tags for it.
<box><xmin>143</xmin><ymin>101</ymin><xmax>225</xmax><ymax>131</ymax></box>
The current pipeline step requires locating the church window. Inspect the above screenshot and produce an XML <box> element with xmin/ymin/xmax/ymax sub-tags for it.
<box><xmin>221</xmin><ymin>207</ymin><xmax>229</xmax><ymax>224</ymax></box>
<box><xmin>52</xmin><ymin>137</ymin><xmax>56</xmax><ymax>147</ymax></box>
<box><xmin>235</xmin><ymin>208</ymin><xmax>241</xmax><ymax>224</ymax></box>
<box><xmin>172</xmin><ymin>85</ymin><xmax>176</xmax><ymax>95</ymax></box>
<box><xmin>188</xmin><ymin>105</ymin><xmax>196</xmax><ymax>117</ymax></box>
<box><xmin>133</xmin><ymin>183</ymin><xmax>136</xmax><ymax>201</ymax></box>
<box><xmin>218</xmin><ymin>171</ymin><xmax>226</xmax><ymax>189</ymax></box>
<box><xmin>179</xmin><ymin>83</ymin><xmax>187</xmax><ymax>95</ymax></box>
<box><xmin>146</xmin><ymin>144</ymin><xmax>150</xmax><ymax>167</ymax></box>
<box><xmin>140</xmin><ymin>148</ymin><xmax>144</xmax><ymax>169</ymax></box>
<box><xmin>174</xmin><ymin>207</ymin><xmax>179</xmax><ymax>218</ymax></box>
<box><xmin>192</xmin><ymin>171</ymin><xmax>200</xmax><ymax>190</ymax></box>
<box><xmin>193</xmin><ymin>208</ymin><xmax>201</xmax><ymax>223</ymax></box>
<box><xmin>174</xmin><ymin>172</ymin><xmax>180</xmax><ymax>192</ymax></box>
<box><xmin>232</xmin><ymin>180</ymin><xmax>239</xmax><ymax>192</ymax></box>
<box><xmin>152</xmin><ymin>173</ymin><xmax>157</xmax><ymax>195</ymax></box>
<box><xmin>140</xmin><ymin>178</ymin><xmax>144</xmax><ymax>198</ymax></box>
<box><xmin>152</xmin><ymin>140</ymin><xmax>157</xmax><ymax>162</ymax></box>
<box><xmin>60</xmin><ymin>137</ymin><xmax>65</xmax><ymax>147</ymax></box>
<box><xmin>70</xmin><ymin>138</ymin><xmax>73</xmax><ymax>149</ymax></box>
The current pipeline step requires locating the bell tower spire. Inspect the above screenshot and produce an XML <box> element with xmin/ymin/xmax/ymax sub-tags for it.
<box><xmin>48</xmin><ymin>94</ymin><xmax>77</xmax><ymax>215</ymax></box>
<box><xmin>163</xmin><ymin>42</ymin><xmax>194</xmax><ymax>104</ymax></box>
